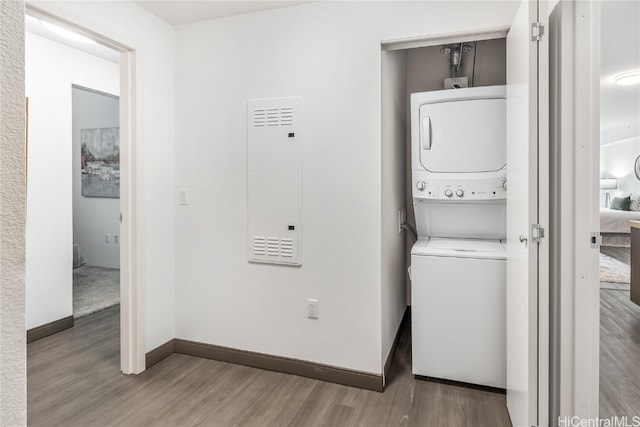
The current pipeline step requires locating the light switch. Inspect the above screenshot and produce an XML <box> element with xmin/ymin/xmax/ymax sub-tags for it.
<box><xmin>179</xmin><ymin>188</ymin><xmax>189</xmax><ymax>206</ymax></box>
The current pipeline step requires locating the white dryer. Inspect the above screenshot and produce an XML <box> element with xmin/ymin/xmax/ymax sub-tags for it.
<box><xmin>410</xmin><ymin>86</ymin><xmax>506</xmax><ymax>389</ymax></box>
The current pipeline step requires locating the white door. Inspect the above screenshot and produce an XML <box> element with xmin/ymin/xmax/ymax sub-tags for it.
<box><xmin>506</xmin><ymin>0</ymin><xmax>549</xmax><ymax>426</ymax></box>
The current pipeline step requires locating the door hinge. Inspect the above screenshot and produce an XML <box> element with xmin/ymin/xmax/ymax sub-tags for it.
<box><xmin>531</xmin><ymin>223</ymin><xmax>545</xmax><ymax>243</ymax></box>
<box><xmin>531</xmin><ymin>21</ymin><xmax>544</xmax><ymax>41</ymax></box>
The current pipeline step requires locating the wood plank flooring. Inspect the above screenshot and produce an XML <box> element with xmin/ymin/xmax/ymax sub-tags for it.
<box><xmin>28</xmin><ymin>307</ymin><xmax>512</xmax><ymax>427</ymax></box>
<box><xmin>601</xmin><ymin>246</ymin><xmax>631</xmax><ymax>265</ymax></box>
<box><xmin>600</xmin><ymin>247</ymin><xmax>640</xmax><ymax>418</ymax></box>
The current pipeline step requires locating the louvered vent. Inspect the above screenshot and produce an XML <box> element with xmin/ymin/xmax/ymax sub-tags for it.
<box><xmin>252</xmin><ymin>236</ymin><xmax>296</xmax><ymax>260</ymax></box>
<box><xmin>280</xmin><ymin>239</ymin><xmax>294</xmax><ymax>258</ymax></box>
<box><xmin>253</xmin><ymin>236</ymin><xmax>267</xmax><ymax>256</ymax></box>
<box><xmin>252</xmin><ymin>107</ymin><xmax>295</xmax><ymax>127</ymax></box>
<box><xmin>253</xmin><ymin>109</ymin><xmax>266</xmax><ymax>127</ymax></box>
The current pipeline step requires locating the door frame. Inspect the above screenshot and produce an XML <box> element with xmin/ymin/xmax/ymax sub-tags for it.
<box><xmin>25</xmin><ymin>5</ymin><xmax>144</xmax><ymax>374</ymax></box>
<box><xmin>548</xmin><ymin>0</ymin><xmax>601</xmax><ymax>421</ymax></box>
<box><xmin>381</xmin><ymin>16</ymin><xmax>549</xmax><ymax>424</ymax></box>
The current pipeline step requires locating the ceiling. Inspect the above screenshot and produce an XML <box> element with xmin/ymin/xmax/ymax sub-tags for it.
<box><xmin>600</xmin><ymin>0</ymin><xmax>640</xmax><ymax>144</ymax></box>
<box><xmin>132</xmin><ymin>1</ymin><xmax>313</xmax><ymax>26</ymax></box>
<box><xmin>25</xmin><ymin>1</ymin><xmax>639</xmax><ymax>144</ymax></box>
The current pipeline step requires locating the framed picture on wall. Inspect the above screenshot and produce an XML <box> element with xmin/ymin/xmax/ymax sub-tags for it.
<box><xmin>80</xmin><ymin>127</ymin><xmax>120</xmax><ymax>198</ymax></box>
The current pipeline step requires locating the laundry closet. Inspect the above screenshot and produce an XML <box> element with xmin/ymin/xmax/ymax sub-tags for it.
<box><xmin>381</xmin><ymin>35</ymin><xmax>507</xmax><ymax>389</ymax></box>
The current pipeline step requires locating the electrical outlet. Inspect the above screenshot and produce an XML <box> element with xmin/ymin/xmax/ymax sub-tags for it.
<box><xmin>105</xmin><ymin>234</ymin><xmax>109</xmax><ymax>243</ymax></box>
<box><xmin>307</xmin><ymin>299</ymin><xmax>318</xmax><ymax>320</ymax></box>
<box><xmin>114</xmin><ymin>235</ymin><xmax>119</xmax><ymax>244</ymax></box>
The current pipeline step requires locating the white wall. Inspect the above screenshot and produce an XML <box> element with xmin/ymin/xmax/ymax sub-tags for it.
<box><xmin>381</xmin><ymin>49</ymin><xmax>407</xmax><ymax>371</ymax></box>
<box><xmin>25</xmin><ymin>32</ymin><xmax>119</xmax><ymax>329</ymax></box>
<box><xmin>27</xmin><ymin>0</ymin><xmax>176</xmax><ymax>352</ymax></box>
<box><xmin>600</xmin><ymin>136</ymin><xmax>640</xmax><ymax>203</ymax></box>
<box><xmin>72</xmin><ymin>86</ymin><xmax>120</xmax><ymax>269</ymax></box>
<box><xmin>174</xmin><ymin>1</ymin><xmax>518</xmax><ymax>374</ymax></box>
<box><xmin>0</xmin><ymin>1</ymin><xmax>26</xmax><ymax>423</ymax></box>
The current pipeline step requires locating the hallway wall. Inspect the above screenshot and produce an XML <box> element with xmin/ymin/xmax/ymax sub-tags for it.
<box><xmin>174</xmin><ymin>1</ymin><xmax>519</xmax><ymax>374</ymax></box>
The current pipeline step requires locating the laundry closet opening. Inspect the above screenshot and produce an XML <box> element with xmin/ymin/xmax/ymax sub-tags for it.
<box><xmin>380</xmin><ymin>34</ymin><xmax>507</xmax><ymax>387</ymax></box>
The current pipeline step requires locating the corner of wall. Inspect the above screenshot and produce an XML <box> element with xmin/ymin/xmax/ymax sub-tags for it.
<box><xmin>0</xmin><ymin>0</ymin><xmax>27</xmax><ymax>424</ymax></box>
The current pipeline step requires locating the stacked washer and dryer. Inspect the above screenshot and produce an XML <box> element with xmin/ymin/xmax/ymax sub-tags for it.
<box><xmin>410</xmin><ymin>85</ymin><xmax>507</xmax><ymax>389</ymax></box>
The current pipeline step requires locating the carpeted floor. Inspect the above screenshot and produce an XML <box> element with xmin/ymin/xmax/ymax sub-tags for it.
<box><xmin>600</xmin><ymin>252</ymin><xmax>630</xmax><ymax>288</ymax></box>
<box><xmin>73</xmin><ymin>265</ymin><xmax>120</xmax><ymax>318</ymax></box>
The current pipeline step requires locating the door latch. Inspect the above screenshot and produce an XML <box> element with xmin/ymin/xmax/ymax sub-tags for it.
<box><xmin>531</xmin><ymin>223</ymin><xmax>545</xmax><ymax>243</ymax></box>
<box><xmin>531</xmin><ymin>21</ymin><xmax>545</xmax><ymax>41</ymax></box>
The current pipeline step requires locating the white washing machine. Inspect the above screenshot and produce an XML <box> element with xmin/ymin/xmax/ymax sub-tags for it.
<box><xmin>410</xmin><ymin>85</ymin><xmax>506</xmax><ymax>388</ymax></box>
<box><xmin>411</xmin><ymin>237</ymin><xmax>506</xmax><ymax>388</ymax></box>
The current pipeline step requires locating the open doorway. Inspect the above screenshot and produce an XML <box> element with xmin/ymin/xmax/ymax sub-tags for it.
<box><xmin>71</xmin><ymin>85</ymin><xmax>121</xmax><ymax>318</ymax></box>
<box><xmin>24</xmin><ymin>6</ymin><xmax>142</xmax><ymax>375</ymax></box>
<box><xmin>25</xmin><ymin>14</ymin><xmax>121</xmax><ymax>329</ymax></box>
<box><xmin>598</xmin><ymin>0</ymin><xmax>640</xmax><ymax>417</ymax></box>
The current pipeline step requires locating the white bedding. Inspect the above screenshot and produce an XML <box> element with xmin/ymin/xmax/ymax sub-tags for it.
<box><xmin>600</xmin><ymin>207</ymin><xmax>640</xmax><ymax>246</ymax></box>
<box><xmin>600</xmin><ymin>207</ymin><xmax>640</xmax><ymax>233</ymax></box>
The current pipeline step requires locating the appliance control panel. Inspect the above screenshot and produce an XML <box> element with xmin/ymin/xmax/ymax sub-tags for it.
<box><xmin>412</xmin><ymin>171</ymin><xmax>507</xmax><ymax>200</ymax></box>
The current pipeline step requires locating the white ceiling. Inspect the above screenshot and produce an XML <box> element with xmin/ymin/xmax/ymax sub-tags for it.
<box><xmin>26</xmin><ymin>1</ymin><xmax>639</xmax><ymax>145</ymax></box>
<box><xmin>600</xmin><ymin>0</ymin><xmax>640</xmax><ymax>144</ymax></box>
<box><xmin>132</xmin><ymin>1</ymin><xmax>313</xmax><ymax>26</ymax></box>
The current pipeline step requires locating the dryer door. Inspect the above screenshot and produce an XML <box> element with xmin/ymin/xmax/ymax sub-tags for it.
<box><xmin>418</xmin><ymin>98</ymin><xmax>506</xmax><ymax>173</ymax></box>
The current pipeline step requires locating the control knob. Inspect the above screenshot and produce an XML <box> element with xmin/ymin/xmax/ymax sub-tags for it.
<box><xmin>416</xmin><ymin>181</ymin><xmax>426</xmax><ymax>191</ymax></box>
<box><xmin>444</xmin><ymin>189</ymin><xmax>453</xmax><ymax>198</ymax></box>
<box><xmin>456</xmin><ymin>189</ymin><xmax>464</xmax><ymax>198</ymax></box>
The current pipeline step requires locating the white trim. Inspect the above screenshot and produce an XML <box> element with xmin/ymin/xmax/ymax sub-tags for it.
<box><xmin>548</xmin><ymin>0</ymin><xmax>600</xmax><ymax>419</ymax></box>
<box><xmin>381</xmin><ymin>25</ymin><xmax>509</xmax><ymax>51</ymax></box>
<box><xmin>25</xmin><ymin>5</ymin><xmax>144</xmax><ymax>375</ymax></box>
<box><xmin>537</xmin><ymin>1</ymin><xmax>551</xmax><ymax>424</ymax></box>
<box><xmin>575</xmin><ymin>0</ymin><xmax>601</xmax><ymax>418</ymax></box>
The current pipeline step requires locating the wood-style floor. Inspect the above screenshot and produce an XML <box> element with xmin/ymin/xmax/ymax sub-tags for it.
<box><xmin>28</xmin><ymin>307</ymin><xmax>512</xmax><ymax>427</ymax></box>
<box><xmin>599</xmin><ymin>247</ymin><xmax>640</xmax><ymax>418</ymax></box>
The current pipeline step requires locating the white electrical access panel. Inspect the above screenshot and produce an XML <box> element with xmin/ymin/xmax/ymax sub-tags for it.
<box><xmin>247</xmin><ymin>97</ymin><xmax>302</xmax><ymax>266</ymax></box>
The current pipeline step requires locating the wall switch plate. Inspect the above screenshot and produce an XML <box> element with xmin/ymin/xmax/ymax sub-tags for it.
<box><xmin>179</xmin><ymin>188</ymin><xmax>189</xmax><ymax>206</ymax></box>
<box><xmin>307</xmin><ymin>299</ymin><xmax>318</xmax><ymax>319</ymax></box>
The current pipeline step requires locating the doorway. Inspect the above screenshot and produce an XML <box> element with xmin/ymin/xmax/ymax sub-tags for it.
<box><xmin>24</xmin><ymin>5</ymin><xmax>142</xmax><ymax>374</ymax></box>
<box><xmin>71</xmin><ymin>85</ymin><xmax>121</xmax><ymax>319</ymax></box>
<box><xmin>598</xmin><ymin>0</ymin><xmax>640</xmax><ymax>418</ymax></box>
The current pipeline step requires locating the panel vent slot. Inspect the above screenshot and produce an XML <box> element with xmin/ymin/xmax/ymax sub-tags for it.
<box><xmin>252</xmin><ymin>109</ymin><xmax>266</xmax><ymax>127</ymax></box>
<box><xmin>280</xmin><ymin>239</ymin><xmax>294</xmax><ymax>257</ymax></box>
<box><xmin>266</xmin><ymin>237</ymin><xmax>280</xmax><ymax>256</ymax></box>
<box><xmin>280</xmin><ymin>107</ymin><xmax>294</xmax><ymax>126</ymax></box>
<box><xmin>252</xmin><ymin>107</ymin><xmax>295</xmax><ymax>127</ymax></box>
<box><xmin>253</xmin><ymin>236</ymin><xmax>267</xmax><ymax>256</ymax></box>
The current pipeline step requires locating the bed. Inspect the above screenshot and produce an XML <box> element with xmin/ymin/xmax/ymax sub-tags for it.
<box><xmin>600</xmin><ymin>207</ymin><xmax>640</xmax><ymax>247</ymax></box>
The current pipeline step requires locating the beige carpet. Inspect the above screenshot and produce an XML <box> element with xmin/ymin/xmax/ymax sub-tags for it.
<box><xmin>73</xmin><ymin>265</ymin><xmax>120</xmax><ymax>318</ymax></box>
<box><xmin>600</xmin><ymin>252</ymin><xmax>630</xmax><ymax>285</ymax></box>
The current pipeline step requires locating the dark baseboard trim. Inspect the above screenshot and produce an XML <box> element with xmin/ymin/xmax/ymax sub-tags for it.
<box><xmin>145</xmin><ymin>339</ymin><xmax>176</xmax><ymax>369</ymax></box>
<box><xmin>384</xmin><ymin>306</ymin><xmax>409</xmax><ymax>382</ymax></box>
<box><xmin>27</xmin><ymin>315</ymin><xmax>74</xmax><ymax>344</ymax></box>
<box><xmin>173</xmin><ymin>339</ymin><xmax>384</xmax><ymax>392</ymax></box>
